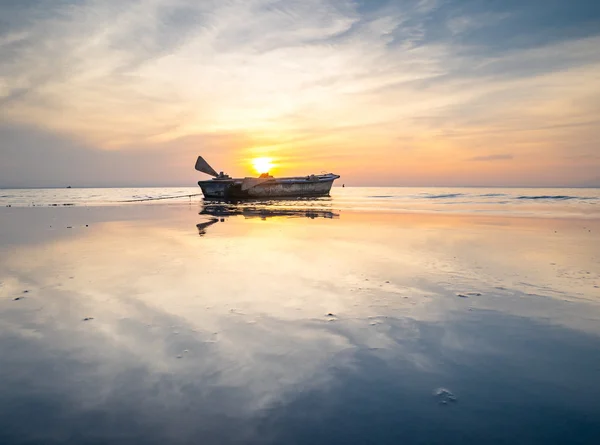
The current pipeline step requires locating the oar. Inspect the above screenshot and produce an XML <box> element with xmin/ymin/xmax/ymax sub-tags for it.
<box><xmin>195</xmin><ymin>156</ymin><xmax>219</xmax><ymax>177</ymax></box>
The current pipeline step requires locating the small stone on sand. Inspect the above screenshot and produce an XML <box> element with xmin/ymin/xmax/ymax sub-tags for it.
<box><xmin>434</xmin><ymin>388</ymin><xmax>457</xmax><ymax>404</ymax></box>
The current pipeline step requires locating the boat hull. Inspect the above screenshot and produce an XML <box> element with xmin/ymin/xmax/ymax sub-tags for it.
<box><xmin>198</xmin><ymin>175</ymin><xmax>339</xmax><ymax>199</ymax></box>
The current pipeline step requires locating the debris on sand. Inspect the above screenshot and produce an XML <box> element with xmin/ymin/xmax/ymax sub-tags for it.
<box><xmin>83</xmin><ymin>317</ymin><xmax>94</xmax><ymax>321</ymax></box>
<box><xmin>456</xmin><ymin>294</ymin><xmax>469</xmax><ymax>298</ymax></box>
<box><xmin>434</xmin><ymin>388</ymin><xmax>457</xmax><ymax>405</ymax></box>
<box><xmin>13</xmin><ymin>297</ymin><xmax>25</xmax><ymax>301</ymax></box>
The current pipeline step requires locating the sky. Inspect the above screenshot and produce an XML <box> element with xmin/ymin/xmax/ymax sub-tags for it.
<box><xmin>1</xmin><ymin>0</ymin><xmax>599</xmax><ymax>187</ymax></box>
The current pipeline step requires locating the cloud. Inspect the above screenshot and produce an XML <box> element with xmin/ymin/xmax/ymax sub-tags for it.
<box><xmin>469</xmin><ymin>154</ymin><xmax>513</xmax><ymax>162</ymax></box>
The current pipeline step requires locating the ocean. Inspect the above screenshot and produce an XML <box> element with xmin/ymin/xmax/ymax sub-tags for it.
<box><xmin>1</xmin><ymin>186</ymin><xmax>598</xmax><ymax>218</ymax></box>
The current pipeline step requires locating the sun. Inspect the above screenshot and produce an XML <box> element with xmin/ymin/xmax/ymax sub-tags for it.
<box><xmin>251</xmin><ymin>157</ymin><xmax>274</xmax><ymax>175</ymax></box>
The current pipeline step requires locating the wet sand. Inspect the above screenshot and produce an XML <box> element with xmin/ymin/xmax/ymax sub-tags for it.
<box><xmin>1</xmin><ymin>204</ymin><xmax>599</xmax><ymax>444</ymax></box>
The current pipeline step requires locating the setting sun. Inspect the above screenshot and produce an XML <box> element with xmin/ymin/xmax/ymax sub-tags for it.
<box><xmin>251</xmin><ymin>157</ymin><xmax>274</xmax><ymax>175</ymax></box>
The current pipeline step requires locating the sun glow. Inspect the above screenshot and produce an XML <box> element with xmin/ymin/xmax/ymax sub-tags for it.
<box><xmin>252</xmin><ymin>157</ymin><xmax>274</xmax><ymax>175</ymax></box>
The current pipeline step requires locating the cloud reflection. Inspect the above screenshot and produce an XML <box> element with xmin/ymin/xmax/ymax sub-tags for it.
<box><xmin>1</xmin><ymin>205</ymin><xmax>600</xmax><ymax>442</ymax></box>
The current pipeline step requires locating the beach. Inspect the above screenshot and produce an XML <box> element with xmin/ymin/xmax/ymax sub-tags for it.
<box><xmin>1</xmin><ymin>192</ymin><xmax>600</xmax><ymax>444</ymax></box>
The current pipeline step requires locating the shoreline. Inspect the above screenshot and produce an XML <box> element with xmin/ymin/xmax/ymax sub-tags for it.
<box><xmin>2</xmin><ymin>201</ymin><xmax>600</xmax><ymax>221</ymax></box>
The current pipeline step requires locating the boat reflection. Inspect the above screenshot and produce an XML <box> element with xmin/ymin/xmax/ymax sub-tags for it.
<box><xmin>197</xmin><ymin>203</ymin><xmax>339</xmax><ymax>235</ymax></box>
<box><xmin>201</xmin><ymin>196</ymin><xmax>333</xmax><ymax>205</ymax></box>
<box><xmin>201</xmin><ymin>205</ymin><xmax>339</xmax><ymax>220</ymax></box>
<box><xmin>196</xmin><ymin>218</ymin><xmax>219</xmax><ymax>236</ymax></box>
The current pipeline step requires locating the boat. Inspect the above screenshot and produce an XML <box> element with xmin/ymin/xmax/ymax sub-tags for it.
<box><xmin>195</xmin><ymin>156</ymin><xmax>340</xmax><ymax>199</ymax></box>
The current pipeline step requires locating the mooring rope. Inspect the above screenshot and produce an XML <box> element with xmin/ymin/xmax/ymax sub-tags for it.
<box><xmin>120</xmin><ymin>193</ymin><xmax>203</xmax><ymax>202</ymax></box>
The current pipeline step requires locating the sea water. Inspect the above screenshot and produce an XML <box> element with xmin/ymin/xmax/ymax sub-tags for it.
<box><xmin>1</xmin><ymin>186</ymin><xmax>598</xmax><ymax>218</ymax></box>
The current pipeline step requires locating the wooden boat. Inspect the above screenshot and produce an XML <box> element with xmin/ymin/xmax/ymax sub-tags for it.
<box><xmin>195</xmin><ymin>156</ymin><xmax>340</xmax><ymax>199</ymax></box>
